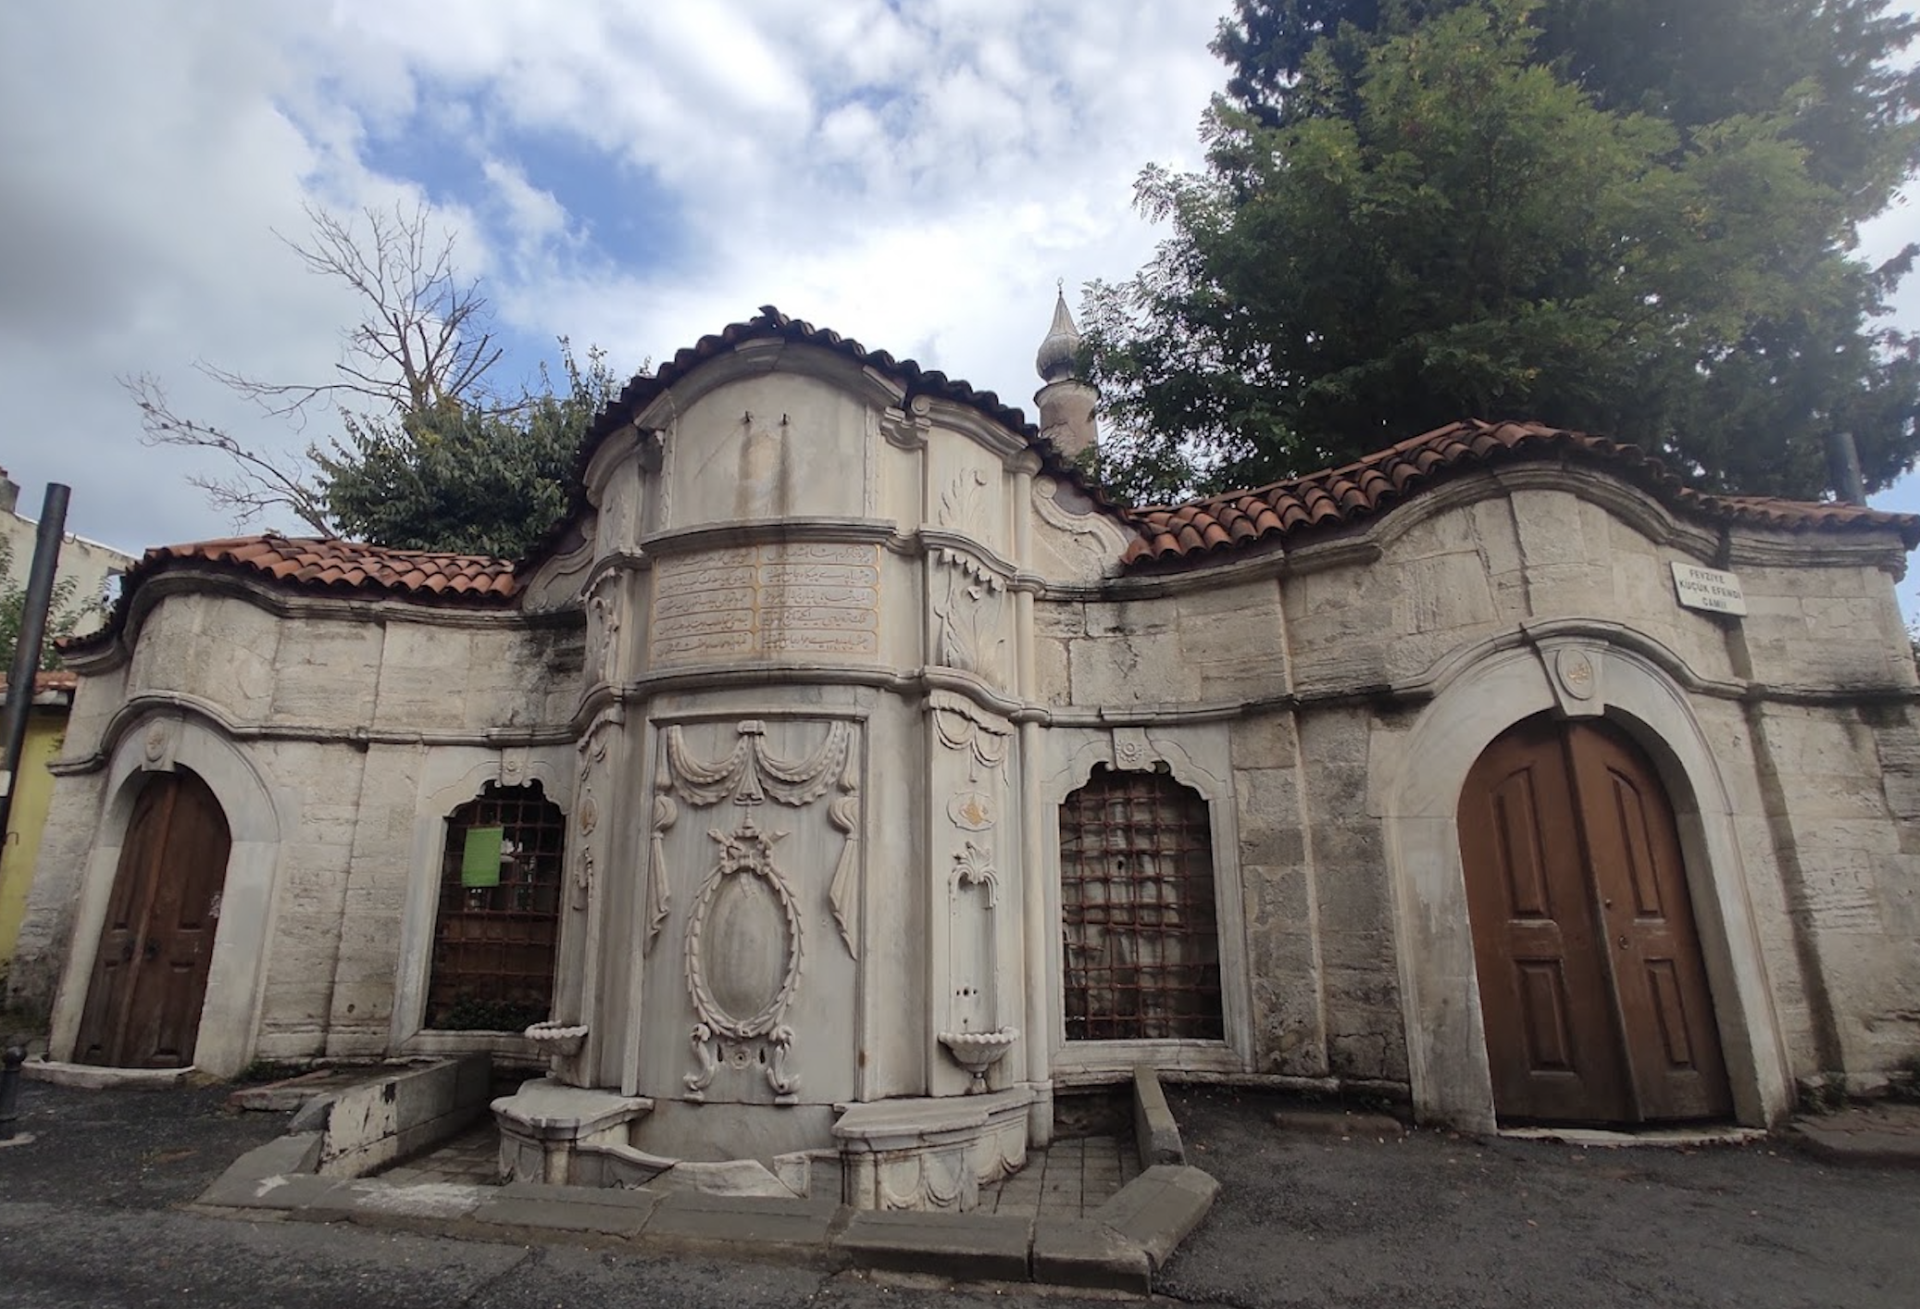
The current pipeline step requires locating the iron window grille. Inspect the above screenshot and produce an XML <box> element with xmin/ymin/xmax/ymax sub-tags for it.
<box><xmin>1059</xmin><ymin>765</ymin><xmax>1225</xmax><ymax>1041</ymax></box>
<box><xmin>426</xmin><ymin>781</ymin><xmax>564</xmax><ymax>1031</ymax></box>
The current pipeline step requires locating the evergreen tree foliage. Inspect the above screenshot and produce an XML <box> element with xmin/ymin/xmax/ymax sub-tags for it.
<box><xmin>1085</xmin><ymin>0</ymin><xmax>1920</xmax><ymax>504</ymax></box>
<box><xmin>316</xmin><ymin>341</ymin><xmax>619</xmax><ymax>560</ymax></box>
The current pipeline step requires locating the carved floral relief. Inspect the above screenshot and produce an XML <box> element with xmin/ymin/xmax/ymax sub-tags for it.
<box><xmin>651</xmin><ymin>719</ymin><xmax>862</xmax><ymax>1102</ymax></box>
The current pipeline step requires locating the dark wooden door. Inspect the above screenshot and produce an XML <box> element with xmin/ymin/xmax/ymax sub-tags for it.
<box><xmin>1458</xmin><ymin>716</ymin><xmax>1732</xmax><ymax>1124</ymax></box>
<box><xmin>73</xmin><ymin>768</ymin><xmax>231</xmax><ymax>1068</ymax></box>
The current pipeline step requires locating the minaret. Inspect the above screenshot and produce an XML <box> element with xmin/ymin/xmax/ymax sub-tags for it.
<box><xmin>1033</xmin><ymin>286</ymin><xmax>1097</xmax><ymax>461</ymax></box>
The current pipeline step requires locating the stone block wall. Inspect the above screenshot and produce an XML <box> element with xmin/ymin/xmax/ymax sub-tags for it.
<box><xmin>15</xmin><ymin>584</ymin><xmax>586</xmax><ymax>1068</ymax></box>
<box><xmin>1039</xmin><ymin>469</ymin><xmax>1919</xmax><ymax>1107</ymax></box>
<box><xmin>19</xmin><ymin>426</ymin><xmax>1918</xmax><ymax>1114</ymax></box>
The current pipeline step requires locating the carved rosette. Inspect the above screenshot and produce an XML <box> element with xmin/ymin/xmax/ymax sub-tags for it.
<box><xmin>654</xmin><ymin>719</ymin><xmax>863</xmax><ymax>1101</ymax></box>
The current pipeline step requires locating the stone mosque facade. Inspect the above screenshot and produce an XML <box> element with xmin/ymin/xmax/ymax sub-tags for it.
<box><xmin>13</xmin><ymin>301</ymin><xmax>1920</xmax><ymax>1204</ymax></box>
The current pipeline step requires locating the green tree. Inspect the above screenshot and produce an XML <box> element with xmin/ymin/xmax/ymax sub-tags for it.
<box><xmin>1086</xmin><ymin>0</ymin><xmax>1920</xmax><ymax>504</ymax></box>
<box><xmin>131</xmin><ymin>203</ymin><xmax>629</xmax><ymax>559</ymax></box>
<box><xmin>0</xmin><ymin>538</ymin><xmax>97</xmax><ymax>674</ymax></box>
<box><xmin>315</xmin><ymin>340</ymin><xmax>619</xmax><ymax>559</ymax></box>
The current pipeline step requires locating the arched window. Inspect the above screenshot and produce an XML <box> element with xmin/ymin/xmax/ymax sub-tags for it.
<box><xmin>1059</xmin><ymin>766</ymin><xmax>1223</xmax><ymax>1041</ymax></box>
<box><xmin>426</xmin><ymin>781</ymin><xmax>565</xmax><ymax>1031</ymax></box>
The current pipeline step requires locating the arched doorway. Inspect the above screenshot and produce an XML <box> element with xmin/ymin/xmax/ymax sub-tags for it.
<box><xmin>1458</xmin><ymin>713</ymin><xmax>1733</xmax><ymax>1124</ymax></box>
<box><xmin>72</xmin><ymin>767</ymin><xmax>232</xmax><ymax>1068</ymax></box>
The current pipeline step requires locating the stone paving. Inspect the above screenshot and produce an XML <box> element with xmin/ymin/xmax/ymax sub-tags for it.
<box><xmin>376</xmin><ymin>1121</ymin><xmax>499</xmax><ymax>1185</ymax></box>
<box><xmin>1790</xmin><ymin>1098</ymin><xmax>1920</xmax><ymax>1166</ymax></box>
<box><xmin>980</xmin><ymin>1134</ymin><xmax>1140</xmax><ymax>1218</ymax></box>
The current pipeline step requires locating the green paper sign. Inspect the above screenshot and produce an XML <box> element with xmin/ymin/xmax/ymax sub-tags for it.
<box><xmin>461</xmin><ymin>826</ymin><xmax>504</xmax><ymax>888</ymax></box>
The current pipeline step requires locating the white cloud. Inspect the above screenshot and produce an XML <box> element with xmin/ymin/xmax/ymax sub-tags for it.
<box><xmin>8</xmin><ymin>0</ymin><xmax>1915</xmax><ymax>633</ymax></box>
<box><xmin>482</xmin><ymin>159</ymin><xmax>569</xmax><ymax>246</ymax></box>
<box><xmin>0</xmin><ymin>0</ymin><xmax>1226</xmax><ymax>559</ymax></box>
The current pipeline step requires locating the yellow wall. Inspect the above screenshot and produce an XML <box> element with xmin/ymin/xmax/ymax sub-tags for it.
<box><xmin>1</xmin><ymin>706</ymin><xmax>65</xmax><ymax>983</ymax></box>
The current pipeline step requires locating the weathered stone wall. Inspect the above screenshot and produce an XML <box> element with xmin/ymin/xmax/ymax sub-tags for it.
<box><xmin>22</xmin><ymin>352</ymin><xmax>1918</xmax><ymax>1119</ymax></box>
<box><xmin>17</xmin><ymin>585</ymin><xmax>585</xmax><ymax>1065</ymax></box>
<box><xmin>8</xmin><ymin>665</ymin><xmax>124</xmax><ymax>1015</ymax></box>
<box><xmin>1036</xmin><ymin>467</ymin><xmax>1919</xmax><ymax>1109</ymax></box>
<box><xmin>7</xmin><ymin>767</ymin><xmax>105</xmax><ymax>1016</ymax></box>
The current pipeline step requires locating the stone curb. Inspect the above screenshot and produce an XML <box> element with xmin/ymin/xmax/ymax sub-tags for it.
<box><xmin>195</xmin><ymin>1130</ymin><xmax>1219</xmax><ymax>1292</ymax></box>
<box><xmin>1132</xmin><ymin>1066</ymin><xmax>1185</xmax><ymax>1168</ymax></box>
<box><xmin>1789</xmin><ymin>1121</ymin><xmax>1920</xmax><ymax>1170</ymax></box>
<box><xmin>1092</xmin><ymin>1164</ymin><xmax>1219</xmax><ymax>1270</ymax></box>
<box><xmin>22</xmin><ymin>1060</ymin><xmax>197</xmax><ymax>1090</ymax></box>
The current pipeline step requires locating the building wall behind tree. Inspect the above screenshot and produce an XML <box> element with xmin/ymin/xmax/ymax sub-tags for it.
<box><xmin>0</xmin><ymin>469</ymin><xmax>135</xmax><ymax>635</ymax></box>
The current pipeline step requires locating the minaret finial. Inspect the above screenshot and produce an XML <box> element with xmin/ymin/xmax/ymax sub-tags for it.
<box><xmin>1033</xmin><ymin>285</ymin><xmax>1098</xmax><ymax>459</ymax></box>
<box><xmin>1035</xmin><ymin>282</ymin><xmax>1083</xmax><ymax>384</ymax></box>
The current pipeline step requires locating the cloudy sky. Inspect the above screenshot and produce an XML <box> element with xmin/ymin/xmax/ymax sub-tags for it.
<box><xmin>4</xmin><ymin>1</ymin><xmax>1919</xmax><ymax>612</ymax></box>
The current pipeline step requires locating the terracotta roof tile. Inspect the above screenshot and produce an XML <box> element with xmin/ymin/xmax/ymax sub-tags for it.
<box><xmin>0</xmin><ymin>669</ymin><xmax>77</xmax><ymax>696</ymax></box>
<box><xmin>137</xmin><ymin>536</ymin><xmax>519</xmax><ymax>601</ymax></box>
<box><xmin>58</xmin><ymin>535</ymin><xmax>519</xmax><ymax>656</ymax></box>
<box><xmin>1122</xmin><ymin>420</ymin><xmax>1920</xmax><ymax>569</ymax></box>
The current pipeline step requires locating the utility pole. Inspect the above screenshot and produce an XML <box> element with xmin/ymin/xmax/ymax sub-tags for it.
<box><xmin>0</xmin><ymin>483</ymin><xmax>70</xmax><ymax>847</ymax></box>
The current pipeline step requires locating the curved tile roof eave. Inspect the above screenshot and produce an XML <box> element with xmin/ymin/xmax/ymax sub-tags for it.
<box><xmin>57</xmin><ymin>535</ymin><xmax>521</xmax><ymax>659</ymax></box>
<box><xmin>1120</xmin><ymin>420</ymin><xmax>1920</xmax><ymax>571</ymax></box>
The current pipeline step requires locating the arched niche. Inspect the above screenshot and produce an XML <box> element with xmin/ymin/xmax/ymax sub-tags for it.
<box><xmin>1036</xmin><ymin>723</ymin><xmax>1254</xmax><ymax>1079</ymax></box>
<box><xmin>392</xmin><ymin>747</ymin><xmax>574</xmax><ymax>1052</ymax></box>
<box><xmin>50</xmin><ymin>711</ymin><xmax>289</xmax><ymax>1078</ymax></box>
<box><xmin>1379</xmin><ymin>634</ymin><xmax>1792</xmax><ymax>1131</ymax></box>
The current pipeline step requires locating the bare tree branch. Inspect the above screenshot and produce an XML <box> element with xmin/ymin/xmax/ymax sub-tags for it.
<box><xmin>195</xmin><ymin>201</ymin><xmax>505</xmax><ymax>425</ymax></box>
<box><xmin>134</xmin><ymin>199</ymin><xmax>522</xmax><ymax>536</ymax></box>
<box><xmin>126</xmin><ymin>373</ymin><xmax>336</xmax><ymax>536</ymax></box>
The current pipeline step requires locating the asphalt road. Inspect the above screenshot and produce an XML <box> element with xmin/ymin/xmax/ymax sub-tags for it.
<box><xmin>3</xmin><ymin>1077</ymin><xmax>1917</xmax><ymax>1308</ymax></box>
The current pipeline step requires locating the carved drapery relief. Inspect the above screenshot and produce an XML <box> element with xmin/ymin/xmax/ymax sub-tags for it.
<box><xmin>879</xmin><ymin>1149</ymin><xmax>976</xmax><ymax>1212</ymax></box>
<box><xmin>827</xmin><ymin>788</ymin><xmax>861</xmax><ymax>958</ymax></box>
<box><xmin>645</xmin><ymin>794</ymin><xmax>675</xmax><ymax>952</ymax></box>
<box><xmin>931</xmin><ymin>692</ymin><xmax>1013</xmax><ymax>1042</ymax></box>
<box><xmin>931</xmin><ymin>469</ymin><xmax>1007</xmax><ymax>685</ymax></box>
<box><xmin>930</xmin><ymin>693</ymin><xmax>1011</xmax><ymax>782</ymax></box>
<box><xmin>653</xmin><ymin>719</ymin><xmax>862</xmax><ymax>1101</ymax></box>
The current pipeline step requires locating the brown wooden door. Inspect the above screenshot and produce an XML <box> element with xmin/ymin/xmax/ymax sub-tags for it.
<box><xmin>1458</xmin><ymin>716</ymin><xmax>1733</xmax><ymax>1124</ymax></box>
<box><xmin>73</xmin><ymin>768</ymin><xmax>231</xmax><ymax>1068</ymax></box>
